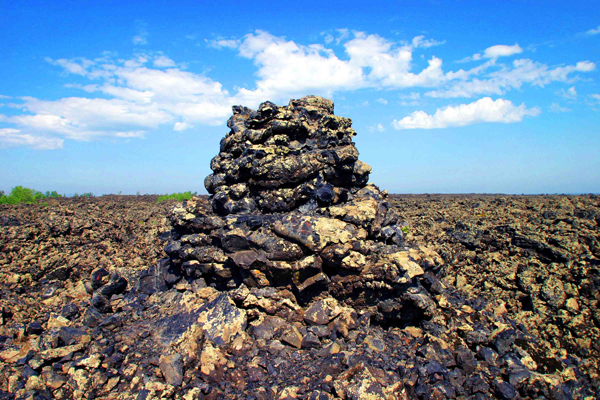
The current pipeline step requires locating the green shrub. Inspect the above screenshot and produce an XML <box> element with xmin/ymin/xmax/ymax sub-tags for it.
<box><xmin>157</xmin><ymin>191</ymin><xmax>196</xmax><ymax>202</ymax></box>
<box><xmin>0</xmin><ymin>186</ymin><xmax>63</xmax><ymax>205</ymax></box>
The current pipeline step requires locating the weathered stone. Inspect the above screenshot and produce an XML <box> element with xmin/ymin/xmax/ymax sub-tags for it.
<box><xmin>281</xmin><ymin>326</ymin><xmax>304</xmax><ymax>349</ymax></box>
<box><xmin>197</xmin><ymin>293</ymin><xmax>247</xmax><ymax>347</ymax></box>
<box><xmin>304</xmin><ymin>298</ymin><xmax>342</xmax><ymax>325</ymax></box>
<box><xmin>159</xmin><ymin>353</ymin><xmax>183</xmax><ymax>386</ymax></box>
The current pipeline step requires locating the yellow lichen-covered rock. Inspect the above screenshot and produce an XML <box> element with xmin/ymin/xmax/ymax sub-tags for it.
<box><xmin>197</xmin><ymin>293</ymin><xmax>247</xmax><ymax>347</ymax></box>
<box><xmin>200</xmin><ymin>342</ymin><xmax>227</xmax><ymax>381</ymax></box>
<box><xmin>387</xmin><ymin>252</ymin><xmax>425</xmax><ymax>279</ymax></box>
<box><xmin>329</xmin><ymin>198</ymin><xmax>379</xmax><ymax>228</ymax></box>
<box><xmin>273</xmin><ymin>215</ymin><xmax>367</xmax><ymax>252</ymax></box>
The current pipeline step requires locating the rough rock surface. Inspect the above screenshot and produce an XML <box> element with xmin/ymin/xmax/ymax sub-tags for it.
<box><xmin>0</xmin><ymin>98</ymin><xmax>598</xmax><ymax>399</ymax></box>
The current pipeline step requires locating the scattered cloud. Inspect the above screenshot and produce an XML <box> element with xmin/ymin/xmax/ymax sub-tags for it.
<box><xmin>427</xmin><ymin>59</ymin><xmax>595</xmax><ymax>98</ymax></box>
<box><xmin>457</xmin><ymin>43</ymin><xmax>523</xmax><ymax>63</ymax></box>
<box><xmin>398</xmin><ymin>92</ymin><xmax>422</xmax><ymax>106</ymax></box>
<box><xmin>411</xmin><ymin>35</ymin><xmax>445</xmax><ymax>49</ymax></box>
<box><xmin>133</xmin><ymin>20</ymin><xmax>149</xmax><ymax>45</ymax></box>
<box><xmin>173</xmin><ymin>122</ymin><xmax>193</xmax><ymax>131</ymax></box>
<box><xmin>2</xmin><ymin>30</ymin><xmax>596</xmax><ymax>149</ymax></box>
<box><xmin>392</xmin><ymin>97</ymin><xmax>540</xmax><ymax>130</ymax></box>
<box><xmin>549</xmin><ymin>103</ymin><xmax>571</xmax><ymax>113</ymax></box>
<box><xmin>586</xmin><ymin>26</ymin><xmax>600</xmax><ymax>36</ymax></box>
<box><xmin>483</xmin><ymin>44</ymin><xmax>523</xmax><ymax>59</ymax></box>
<box><xmin>153</xmin><ymin>55</ymin><xmax>176</xmax><ymax>68</ymax></box>
<box><xmin>369</xmin><ymin>123</ymin><xmax>385</xmax><ymax>133</ymax></box>
<box><xmin>321</xmin><ymin>32</ymin><xmax>334</xmax><ymax>44</ymax></box>
<box><xmin>207</xmin><ymin>38</ymin><xmax>240</xmax><ymax>49</ymax></box>
<box><xmin>556</xmin><ymin>86</ymin><xmax>577</xmax><ymax>100</ymax></box>
<box><xmin>0</xmin><ymin>128</ymin><xmax>64</xmax><ymax>149</ymax></box>
<box><xmin>335</xmin><ymin>28</ymin><xmax>351</xmax><ymax>44</ymax></box>
<box><xmin>0</xmin><ymin>95</ymin><xmax>11</xmax><ymax>99</ymax></box>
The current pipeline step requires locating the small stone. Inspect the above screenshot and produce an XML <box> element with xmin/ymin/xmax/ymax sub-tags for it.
<box><xmin>159</xmin><ymin>353</ymin><xmax>183</xmax><ymax>386</ymax></box>
<box><xmin>90</xmin><ymin>268</ymin><xmax>110</xmax><ymax>290</ymax></box>
<box><xmin>364</xmin><ymin>335</ymin><xmax>386</xmax><ymax>352</ymax></box>
<box><xmin>200</xmin><ymin>343</ymin><xmax>226</xmax><ymax>381</ymax></box>
<box><xmin>281</xmin><ymin>326</ymin><xmax>303</xmax><ymax>349</ymax></box>
<box><xmin>26</xmin><ymin>321</ymin><xmax>44</xmax><ymax>336</ymax></box>
<box><xmin>78</xmin><ymin>353</ymin><xmax>101</xmax><ymax>369</ymax></box>
<box><xmin>318</xmin><ymin>342</ymin><xmax>341</xmax><ymax>357</ymax></box>
<box><xmin>301</xmin><ymin>332</ymin><xmax>321</xmax><ymax>349</ymax></box>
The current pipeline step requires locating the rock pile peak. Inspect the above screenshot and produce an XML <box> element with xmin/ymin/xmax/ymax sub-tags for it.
<box><xmin>205</xmin><ymin>95</ymin><xmax>372</xmax><ymax>215</ymax></box>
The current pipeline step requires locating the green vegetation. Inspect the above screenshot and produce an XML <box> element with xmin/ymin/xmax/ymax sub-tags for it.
<box><xmin>401</xmin><ymin>226</ymin><xmax>410</xmax><ymax>234</ymax></box>
<box><xmin>74</xmin><ymin>192</ymin><xmax>94</xmax><ymax>198</ymax></box>
<box><xmin>0</xmin><ymin>186</ymin><xmax>62</xmax><ymax>205</ymax></box>
<box><xmin>157</xmin><ymin>191</ymin><xmax>197</xmax><ymax>202</ymax></box>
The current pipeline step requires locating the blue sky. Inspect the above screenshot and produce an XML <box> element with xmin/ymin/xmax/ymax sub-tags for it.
<box><xmin>1</xmin><ymin>0</ymin><xmax>599</xmax><ymax>195</ymax></box>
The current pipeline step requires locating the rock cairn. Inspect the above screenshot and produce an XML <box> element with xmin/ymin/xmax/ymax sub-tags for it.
<box><xmin>164</xmin><ymin>96</ymin><xmax>423</xmax><ymax>312</ymax></box>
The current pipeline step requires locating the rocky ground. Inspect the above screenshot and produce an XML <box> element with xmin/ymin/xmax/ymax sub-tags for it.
<box><xmin>0</xmin><ymin>194</ymin><xmax>598</xmax><ymax>399</ymax></box>
<box><xmin>392</xmin><ymin>194</ymin><xmax>600</xmax><ymax>381</ymax></box>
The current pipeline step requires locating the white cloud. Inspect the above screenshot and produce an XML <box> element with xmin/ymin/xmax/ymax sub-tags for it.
<box><xmin>133</xmin><ymin>35</ymin><xmax>147</xmax><ymax>45</ymax></box>
<box><xmin>236</xmin><ymin>30</ymin><xmax>365</xmax><ymax>102</ymax></box>
<box><xmin>335</xmin><ymin>28</ymin><xmax>351</xmax><ymax>44</ymax></box>
<box><xmin>398</xmin><ymin>92</ymin><xmax>422</xmax><ymax>106</ymax></box>
<box><xmin>392</xmin><ymin>97</ymin><xmax>540</xmax><ymax>130</ymax></box>
<box><xmin>549</xmin><ymin>103</ymin><xmax>571</xmax><ymax>113</ymax></box>
<box><xmin>587</xmin><ymin>26</ymin><xmax>600</xmax><ymax>35</ymax></box>
<box><xmin>556</xmin><ymin>86</ymin><xmax>577</xmax><ymax>100</ymax></box>
<box><xmin>427</xmin><ymin>59</ymin><xmax>596</xmax><ymax>98</ymax></box>
<box><xmin>483</xmin><ymin>44</ymin><xmax>523</xmax><ymax>59</ymax></box>
<box><xmin>207</xmin><ymin>38</ymin><xmax>240</xmax><ymax>49</ymax></box>
<box><xmin>0</xmin><ymin>128</ymin><xmax>63</xmax><ymax>149</ymax></box>
<box><xmin>411</xmin><ymin>35</ymin><xmax>445</xmax><ymax>49</ymax></box>
<box><xmin>456</xmin><ymin>43</ymin><xmax>522</xmax><ymax>63</ymax></box>
<box><xmin>344</xmin><ymin>32</ymin><xmax>445</xmax><ymax>88</ymax></box>
<box><xmin>153</xmin><ymin>55</ymin><xmax>176</xmax><ymax>68</ymax></box>
<box><xmin>0</xmin><ymin>95</ymin><xmax>11</xmax><ymax>99</ymax></box>
<box><xmin>377</xmin><ymin>98</ymin><xmax>388</xmax><ymax>105</ymax></box>
<box><xmin>173</xmin><ymin>122</ymin><xmax>193</xmax><ymax>131</ymax></box>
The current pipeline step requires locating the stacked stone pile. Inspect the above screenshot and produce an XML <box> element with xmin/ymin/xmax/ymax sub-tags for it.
<box><xmin>163</xmin><ymin>96</ymin><xmax>429</xmax><ymax>313</ymax></box>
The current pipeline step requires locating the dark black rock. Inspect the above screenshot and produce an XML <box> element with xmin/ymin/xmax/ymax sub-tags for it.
<box><xmin>91</xmin><ymin>293</ymin><xmax>112</xmax><ymax>313</ymax></box>
<box><xmin>495</xmin><ymin>381</ymin><xmax>518</xmax><ymax>399</ymax></box>
<box><xmin>26</xmin><ymin>321</ymin><xmax>44</xmax><ymax>336</ymax></box>
<box><xmin>98</xmin><ymin>275</ymin><xmax>128</xmax><ymax>298</ymax></box>
<box><xmin>90</xmin><ymin>268</ymin><xmax>110</xmax><ymax>290</ymax></box>
<box><xmin>61</xmin><ymin>303</ymin><xmax>80</xmax><ymax>320</ymax></box>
